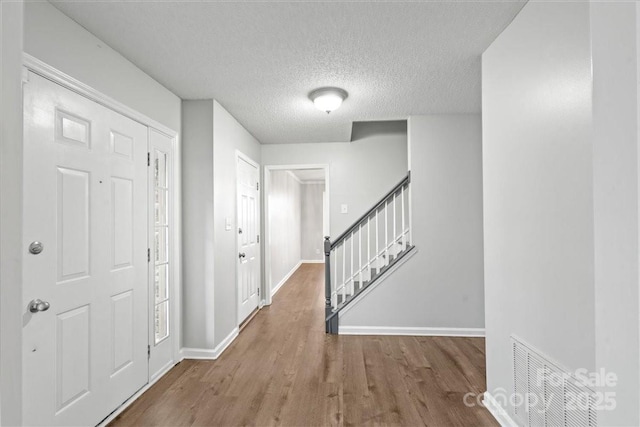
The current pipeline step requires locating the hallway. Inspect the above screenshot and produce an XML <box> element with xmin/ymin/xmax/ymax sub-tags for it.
<box><xmin>110</xmin><ymin>264</ymin><xmax>497</xmax><ymax>426</ymax></box>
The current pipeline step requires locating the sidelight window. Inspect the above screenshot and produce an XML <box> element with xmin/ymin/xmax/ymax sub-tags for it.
<box><xmin>153</xmin><ymin>149</ymin><xmax>170</xmax><ymax>344</ymax></box>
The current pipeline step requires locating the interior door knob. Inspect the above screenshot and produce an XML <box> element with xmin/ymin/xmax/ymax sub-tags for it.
<box><xmin>29</xmin><ymin>241</ymin><xmax>44</xmax><ymax>255</ymax></box>
<box><xmin>29</xmin><ymin>299</ymin><xmax>50</xmax><ymax>313</ymax></box>
<box><xmin>239</xmin><ymin>253</ymin><xmax>246</xmax><ymax>259</ymax></box>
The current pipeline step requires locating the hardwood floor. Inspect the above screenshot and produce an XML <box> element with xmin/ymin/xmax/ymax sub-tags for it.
<box><xmin>110</xmin><ymin>263</ymin><xmax>497</xmax><ymax>426</ymax></box>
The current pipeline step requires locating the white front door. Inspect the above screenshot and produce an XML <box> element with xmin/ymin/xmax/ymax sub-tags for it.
<box><xmin>22</xmin><ymin>72</ymin><xmax>148</xmax><ymax>426</ymax></box>
<box><xmin>237</xmin><ymin>154</ymin><xmax>260</xmax><ymax>323</ymax></box>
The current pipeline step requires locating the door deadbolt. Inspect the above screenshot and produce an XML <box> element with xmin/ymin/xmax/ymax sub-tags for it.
<box><xmin>29</xmin><ymin>241</ymin><xmax>44</xmax><ymax>255</ymax></box>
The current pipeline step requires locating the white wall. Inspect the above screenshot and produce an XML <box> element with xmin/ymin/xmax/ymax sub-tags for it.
<box><xmin>181</xmin><ymin>100</ymin><xmax>215</xmax><ymax>349</ymax></box>
<box><xmin>24</xmin><ymin>1</ymin><xmax>181</xmax><ymax>132</ymax></box>
<box><xmin>0</xmin><ymin>1</ymin><xmax>24</xmax><ymax>424</ymax></box>
<box><xmin>212</xmin><ymin>101</ymin><xmax>262</xmax><ymax>346</ymax></box>
<box><xmin>483</xmin><ymin>2</ymin><xmax>595</xmax><ymax>401</ymax></box>
<box><xmin>261</xmin><ymin>128</ymin><xmax>407</xmax><ymax>238</ymax></box>
<box><xmin>181</xmin><ymin>100</ymin><xmax>262</xmax><ymax>350</ymax></box>
<box><xmin>340</xmin><ymin>115</ymin><xmax>485</xmax><ymax>331</ymax></box>
<box><xmin>482</xmin><ymin>2</ymin><xmax>640</xmax><ymax>425</ymax></box>
<box><xmin>591</xmin><ymin>3</ymin><xmax>640</xmax><ymax>425</ymax></box>
<box><xmin>301</xmin><ymin>183</ymin><xmax>325</xmax><ymax>261</ymax></box>
<box><xmin>268</xmin><ymin>171</ymin><xmax>301</xmax><ymax>290</ymax></box>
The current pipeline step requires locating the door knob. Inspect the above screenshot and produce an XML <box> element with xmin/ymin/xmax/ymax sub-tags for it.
<box><xmin>29</xmin><ymin>299</ymin><xmax>50</xmax><ymax>313</ymax></box>
<box><xmin>239</xmin><ymin>253</ymin><xmax>246</xmax><ymax>259</ymax></box>
<box><xmin>29</xmin><ymin>241</ymin><xmax>44</xmax><ymax>255</ymax></box>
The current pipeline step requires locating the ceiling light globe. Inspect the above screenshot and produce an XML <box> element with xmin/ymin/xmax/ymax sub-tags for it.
<box><xmin>309</xmin><ymin>87</ymin><xmax>348</xmax><ymax>113</ymax></box>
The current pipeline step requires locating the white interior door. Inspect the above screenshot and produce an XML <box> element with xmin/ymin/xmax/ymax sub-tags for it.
<box><xmin>22</xmin><ymin>72</ymin><xmax>148</xmax><ymax>426</ymax></box>
<box><xmin>237</xmin><ymin>154</ymin><xmax>260</xmax><ymax>323</ymax></box>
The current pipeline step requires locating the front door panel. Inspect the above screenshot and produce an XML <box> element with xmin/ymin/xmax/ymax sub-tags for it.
<box><xmin>22</xmin><ymin>72</ymin><xmax>148</xmax><ymax>426</ymax></box>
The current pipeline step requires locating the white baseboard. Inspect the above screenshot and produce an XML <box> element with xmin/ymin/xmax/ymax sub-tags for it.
<box><xmin>483</xmin><ymin>392</ymin><xmax>519</xmax><ymax>427</ymax></box>
<box><xmin>97</xmin><ymin>360</ymin><xmax>176</xmax><ymax>426</ymax></box>
<box><xmin>150</xmin><ymin>359</ymin><xmax>175</xmax><ymax>383</ymax></box>
<box><xmin>213</xmin><ymin>327</ymin><xmax>239</xmax><ymax>358</ymax></box>
<box><xmin>180</xmin><ymin>327</ymin><xmax>239</xmax><ymax>360</ymax></box>
<box><xmin>338</xmin><ymin>326</ymin><xmax>486</xmax><ymax>337</ymax></box>
<box><xmin>179</xmin><ymin>347</ymin><xmax>217</xmax><ymax>360</ymax></box>
<box><xmin>271</xmin><ymin>261</ymin><xmax>302</xmax><ymax>297</ymax></box>
<box><xmin>301</xmin><ymin>259</ymin><xmax>324</xmax><ymax>264</ymax></box>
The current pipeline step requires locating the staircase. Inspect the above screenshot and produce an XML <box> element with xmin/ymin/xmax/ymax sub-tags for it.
<box><xmin>324</xmin><ymin>172</ymin><xmax>414</xmax><ymax>333</ymax></box>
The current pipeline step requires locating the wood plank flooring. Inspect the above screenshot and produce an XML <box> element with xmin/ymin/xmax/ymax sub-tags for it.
<box><xmin>110</xmin><ymin>263</ymin><xmax>497</xmax><ymax>426</ymax></box>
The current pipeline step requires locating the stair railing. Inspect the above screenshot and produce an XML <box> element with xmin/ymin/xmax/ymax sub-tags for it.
<box><xmin>324</xmin><ymin>172</ymin><xmax>412</xmax><ymax>333</ymax></box>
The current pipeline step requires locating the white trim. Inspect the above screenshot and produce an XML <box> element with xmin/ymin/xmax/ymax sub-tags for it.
<box><xmin>286</xmin><ymin>170</ymin><xmax>303</xmax><ymax>184</ymax></box>
<box><xmin>147</xmin><ymin>130</ymin><xmax>178</xmax><ymax>379</ymax></box>
<box><xmin>301</xmin><ymin>180</ymin><xmax>325</xmax><ymax>185</ymax></box>
<box><xmin>338</xmin><ymin>326</ymin><xmax>485</xmax><ymax>337</ymax></box>
<box><xmin>482</xmin><ymin>392</ymin><xmax>519</xmax><ymax>427</ymax></box>
<box><xmin>265</xmin><ymin>164</ymin><xmax>329</xmax><ymax>171</ymax></box>
<box><xmin>171</xmin><ymin>133</ymin><xmax>183</xmax><ymax>366</ymax></box>
<box><xmin>149</xmin><ymin>359</ymin><xmax>175</xmax><ymax>383</ymax></box>
<box><xmin>301</xmin><ymin>259</ymin><xmax>324</xmax><ymax>264</ymax></box>
<box><xmin>179</xmin><ymin>347</ymin><xmax>217</xmax><ymax>360</ymax></box>
<box><xmin>214</xmin><ymin>326</ymin><xmax>240</xmax><ymax>357</ymax></box>
<box><xmin>23</xmin><ymin>54</ymin><xmax>176</xmax><ymax>138</ymax></box>
<box><xmin>236</xmin><ymin>149</ymin><xmax>260</xmax><ymax>169</ymax></box>
<box><xmin>263</xmin><ymin>164</ymin><xmax>330</xmax><ymax>306</ymax></box>
<box><xmin>271</xmin><ymin>261</ymin><xmax>302</xmax><ymax>297</ymax></box>
<box><xmin>338</xmin><ymin>246</ymin><xmax>418</xmax><ymax>317</ymax></box>
<box><xmin>180</xmin><ymin>347</ymin><xmax>216</xmax><ymax>360</ymax></box>
<box><xmin>97</xmin><ymin>361</ymin><xmax>177</xmax><ymax>427</ymax></box>
<box><xmin>213</xmin><ymin>327</ymin><xmax>240</xmax><ymax>359</ymax></box>
<box><xmin>180</xmin><ymin>327</ymin><xmax>240</xmax><ymax>360</ymax></box>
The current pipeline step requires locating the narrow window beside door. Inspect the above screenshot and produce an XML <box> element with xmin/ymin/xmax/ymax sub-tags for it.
<box><xmin>154</xmin><ymin>150</ymin><xmax>170</xmax><ymax>344</ymax></box>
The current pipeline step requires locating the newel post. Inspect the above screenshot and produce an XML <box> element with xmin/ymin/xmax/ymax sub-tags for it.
<box><xmin>324</xmin><ymin>236</ymin><xmax>332</xmax><ymax>332</ymax></box>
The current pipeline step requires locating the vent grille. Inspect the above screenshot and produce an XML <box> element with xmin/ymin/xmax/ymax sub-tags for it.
<box><xmin>511</xmin><ymin>337</ymin><xmax>597</xmax><ymax>427</ymax></box>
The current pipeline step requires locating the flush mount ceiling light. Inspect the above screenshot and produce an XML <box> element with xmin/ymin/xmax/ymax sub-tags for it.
<box><xmin>309</xmin><ymin>87</ymin><xmax>348</xmax><ymax>114</ymax></box>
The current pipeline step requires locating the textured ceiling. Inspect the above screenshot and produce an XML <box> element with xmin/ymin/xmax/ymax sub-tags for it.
<box><xmin>51</xmin><ymin>0</ymin><xmax>525</xmax><ymax>144</ymax></box>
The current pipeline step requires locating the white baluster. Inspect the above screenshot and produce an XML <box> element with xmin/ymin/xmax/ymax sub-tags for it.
<box><xmin>350</xmin><ymin>232</ymin><xmax>354</xmax><ymax>295</ymax></box>
<box><xmin>401</xmin><ymin>185</ymin><xmax>406</xmax><ymax>249</ymax></box>
<box><xmin>358</xmin><ymin>224</ymin><xmax>362</xmax><ymax>291</ymax></box>
<box><xmin>333</xmin><ymin>246</ymin><xmax>340</xmax><ymax>308</ymax></box>
<box><xmin>375</xmin><ymin>210</ymin><xmax>379</xmax><ymax>273</ymax></box>
<box><xmin>384</xmin><ymin>200</ymin><xmax>388</xmax><ymax>265</ymax></box>
<box><xmin>393</xmin><ymin>192</ymin><xmax>397</xmax><ymax>251</ymax></box>
<box><xmin>408</xmin><ymin>180</ymin><xmax>413</xmax><ymax>246</ymax></box>
<box><xmin>367</xmin><ymin>217</ymin><xmax>371</xmax><ymax>281</ymax></box>
<box><xmin>342</xmin><ymin>241</ymin><xmax>346</xmax><ymax>304</ymax></box>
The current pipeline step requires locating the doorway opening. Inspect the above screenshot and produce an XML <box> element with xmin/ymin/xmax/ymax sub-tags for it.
<box><xmin>264</xmin><ymin>165</ymin><xmax>330</xmax><ymax>305</ymax></box>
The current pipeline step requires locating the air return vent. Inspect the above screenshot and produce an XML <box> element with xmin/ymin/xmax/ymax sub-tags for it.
<box><xmin>511</xmin><ymin>336</ymin><xmax>597</xmax><ymax>427</ymax></box>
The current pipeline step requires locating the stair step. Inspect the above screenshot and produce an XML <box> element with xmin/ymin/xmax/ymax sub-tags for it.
<box><xmin>337</xmin><ymin>293</ymin><xmax>353</xmax><ymax>304</ymax></box>
<box><xmin>334</xmin><ymin>246</ymin><xmax>414</xmax><ymax>308</ymax></box>
<box><xmin>353</xmin><ymin>280</ymin><xmax>369</xmax><ymax>291</ymax></box>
